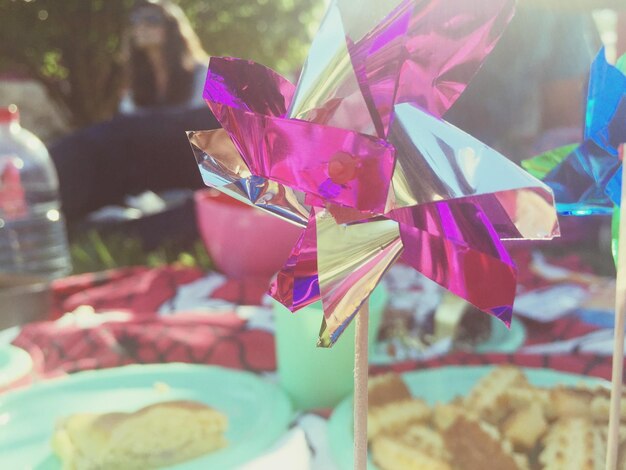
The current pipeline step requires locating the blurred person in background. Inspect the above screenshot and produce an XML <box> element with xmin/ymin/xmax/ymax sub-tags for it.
<box><xmin>49</xmin><ymin>0</ymin><xmax>218</xmax><ymax>224</ymax></box>
<box><xmin>119</xmin><ymin>0</ymin><xmax>208</xmax><ymax>114</ymax></box>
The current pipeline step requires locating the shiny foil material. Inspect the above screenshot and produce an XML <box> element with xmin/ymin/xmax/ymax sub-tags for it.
<box><xmin>522</xmin><ymin>144</ymin><xmax>578</xmax><ymax>180</ymax></box>
<box><xmin>315</xmin><ymin>208</ymin><xmax>403</xmax><ymax>346</ymax></box>
<box><xmin>188</xmin><ymin>129</ymin><xmax>310</xmax><ymax>226</ymax></box>
<box><xmin>204</xmin><ymin>57</ymin><xmax>396</xmax><ymax>214</ymax></box>
<box><xmin>524</xmin><ymin>49</ymin><xmax>626</xmax><ymax>216</ymax></box>
<box><xmin>188</xmin><ymin>0</ymin><xmax>559</xmax><ymax>347</ymax></box>
<box><xmin>387</xmin><ymin>103</ymin><xmax>558</xmax><ymax>239</ymax></box>
<box><xmin>269</xmin><ymin>210</ymin><xmax>321</xmax><ymax>311</ymax></box>
<box><xmin>290</xmin><ymin>0</ymin><xmax>516</xmax><ymax>138</ymax></box>
<box><xmin>395</xmin><ymin>201</ymin><xmax>516</xmax><ymax>325</ymax></box>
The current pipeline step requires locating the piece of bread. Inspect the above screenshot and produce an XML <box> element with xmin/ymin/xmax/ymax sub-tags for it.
<box><xmin>431</xmin><ymin>403</ymin><xmax>470</xmax><ymax>432</ymax></box>
<box><xmin>464</xmin><ymin>366</ymin><xmax>528</xmax><ymax>423</ymax></box>
<box><xmin>501</xmin><ymin>402</ymin><xmax>548</xmax><ymax>451</ymax></box>
<box><xmin>368</xmin><ymin>398</ymin><xmax>431</xmax><ymax>440</ymax></box>
<box><xmin>547</xmin><ymin>387</ymin><xmax>595</xmax><ymax>421</ymax></box>
<box><xmin>590</xmin><ymin>393</ymin><xmax>626</xmax><ymax>423</ymax></box>
<box><xmin>538</xmin><ymin>418</ymin><xmax>605</xmax><ymax>470</ymax></box>
<box><xmin>443</xmin><ymin>416</ymin><xmax>526</xmax><ymax>470</ymax></box>
<box><xmin>499</xmin><ymin>385</ymin><xmax>550</xmax><ymax>415</ymax></box>
<box><xmin>617</xmin><ymin>439</ymin><xmax>626</xmax><ymax>470</ymax></box>
<box><xmin>368</xmin><ymin>372</ymin><xmax>412</xmax><ymax>408</ymax></box>
<box><xmin>400</xmin><ymin>424</ymin><xmax>450</xmax><ymax>462</ymax></box>
<box><xmin>51</xmin><ymin>400</ymin><xmax>228</xmax><ymax>470</ymax></box>
<box><xmin>371</xmin><ymin>434</ymin><xmax>451</xmax><ymax>470</ymax></box>
<box><xmin>367</xmin><ymin>372</ymin><xmax>430</xmax><ymax>440</ymax></box>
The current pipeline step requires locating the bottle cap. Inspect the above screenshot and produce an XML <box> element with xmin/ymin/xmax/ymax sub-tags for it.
<box><xmin>0</xmin><ymin>104</ymin><xmax>20</xmax><ymax>124</ymax></box>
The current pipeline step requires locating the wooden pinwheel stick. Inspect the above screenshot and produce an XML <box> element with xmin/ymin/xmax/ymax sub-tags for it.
<box><xmin>607</xmin><ymin>159</ymin><xmax>626</xmax><ymax>470</ymax></box>
<box><xmin>354</xmin><ymin>302</ymin><xmax>369</xmax><ymax>470</ymax></box>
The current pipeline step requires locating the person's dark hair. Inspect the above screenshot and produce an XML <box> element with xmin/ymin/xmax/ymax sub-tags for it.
<box><xmin>128</xmin><ymin>0</ymin><xmax>207</xmax><ymax>108</ymax></box>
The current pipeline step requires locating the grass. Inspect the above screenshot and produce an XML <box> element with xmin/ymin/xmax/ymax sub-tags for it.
<box><xmin>69</xmin><ymin>231</ymin><xmax>213</xmax><ymax>274</ymax></box>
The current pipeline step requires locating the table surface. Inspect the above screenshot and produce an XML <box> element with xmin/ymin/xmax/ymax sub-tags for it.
<box><xmin>0</xmin><ymin>252</ymin><xmax>621</xmax><ymax>468</ymax></box>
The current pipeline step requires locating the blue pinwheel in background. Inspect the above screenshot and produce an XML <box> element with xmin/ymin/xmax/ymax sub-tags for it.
<box><xmin>523</xmin><ymin>49</ymin><xmax>626</xmax><ymax>216</ymax></box>
<box><xmin>524</xmin><ymin>49</ymin><xmax>626</xmax><ymax>263</ymax></box>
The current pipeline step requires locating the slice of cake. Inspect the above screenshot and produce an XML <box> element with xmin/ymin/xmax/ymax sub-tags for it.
<box><xmin>51</xmin><ymin>400</ymin><xmax>228</xmax><ymax>470</ymax></box>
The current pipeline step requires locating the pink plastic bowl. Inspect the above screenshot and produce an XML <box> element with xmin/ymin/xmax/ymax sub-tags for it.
<box><xmin>195</xmin><ymin>189</ymin><xmax>304</xmax><ymax>279</ymax></box>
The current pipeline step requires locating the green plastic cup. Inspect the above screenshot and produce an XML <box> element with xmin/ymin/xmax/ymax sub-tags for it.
<box><xmin>273</xmin><ymin>285</ymin><xmax>388</xmax><ymax>411</ymax></box>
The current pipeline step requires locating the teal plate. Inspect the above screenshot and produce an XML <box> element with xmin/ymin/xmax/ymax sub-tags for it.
<box><xmin>474</xmin><ymin>316</ymin><xmax>526</xmax><ymax>353</ymax></box>
<box><xmin>328</xmin><ymin>365</ymin><xmax>606</xmax><ymax>470</ymax></box>
<box><xmin>0</xmin><ymin>363</ymin><xmax>292</xmax><ymax>469</ymax></box>
<box><xmin>371</xmin><ymin>316</ymin><xmax>526</xmax><ymax>365</ymax></box>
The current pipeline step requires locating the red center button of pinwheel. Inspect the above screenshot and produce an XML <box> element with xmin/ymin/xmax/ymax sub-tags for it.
<box><xmin>328</xmin><ymin>152</ymin><xmax>357</xmax><ymax>185</ymax></box>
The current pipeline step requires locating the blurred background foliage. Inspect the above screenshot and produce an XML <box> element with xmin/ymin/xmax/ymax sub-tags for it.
<box><xmin>0</xmin><ymin>0</ymin><xmax>324</xmax><ymax>129</ymax></box>
<box><xmin>70</xmin><ymin>231</ymin><xmax>213</xmax><ymax>273</ymax></box>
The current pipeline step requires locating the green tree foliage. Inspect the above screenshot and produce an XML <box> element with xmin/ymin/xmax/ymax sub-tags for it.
<box><xmin>0</xmin><ymin>0</ymin><xmax>324</xmax><ymax>128</ymax></box>
<box><xmin>0</xmin><ymin>0</ymin><xmax>133</xmax><ymax>128</ymax></box>
<box><xmin>181</xmin><ymin>0</ymin><xmax>325</xmax><ymax>78</ymax></box>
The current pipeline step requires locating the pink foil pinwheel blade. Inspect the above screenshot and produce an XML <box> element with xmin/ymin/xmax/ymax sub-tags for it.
<box><xmin>345</xmin><ymin>0</ymin><xmax>414</xmax><ymax>138</ymax></box>
<box><xmin>209</xmin><ymin>103</ymin><xmax>396</xmax><ymax>213</ymax></box>
<box><xmin>270</xmin><ymin>211</ymin><xmax>321</xmax><ymax>311</ymax></box>
<box><xmin>390</xmin><ymin>200</ymin><xmax>514</xmax><ymax>263</ymax></box>
<box><xmin>203</xmin><ymin>57</ymin><xmax>295</xmax><ymax>117</ymax></box>
<box><xmin>396</xmin><ymin>199</ymin><xmax>516</xmax><ymax>326</ymax></box>
<box><xmin>399</xmin><ymin>221</ymin><xmax>515</xmax><ymax>327</ymax></box>
<box><xmin>396</xmin><ymin>0</ymin><xmax>515</xmax><ymax>116</ymax></box>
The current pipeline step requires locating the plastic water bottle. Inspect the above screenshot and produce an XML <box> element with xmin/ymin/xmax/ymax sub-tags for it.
<box><xmin>0</xmin><ymin>105</ymin><xmax>71</xmax><ymax>279</ymax></box>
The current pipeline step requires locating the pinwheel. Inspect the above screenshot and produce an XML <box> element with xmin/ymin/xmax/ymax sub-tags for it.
<box><xmin>523</xmin><ymin>50</ymin><xmax>626</xmax><ymax>265</ymax></box>
<box><xmin>188</xmin><ymin>0</ymin><xmax>559</xmax><ymax>349</ymax></box>
<box><xmin>523</xmin><ymin>49</ymin><xmax>626</xmax><ymax>217</ymax></box>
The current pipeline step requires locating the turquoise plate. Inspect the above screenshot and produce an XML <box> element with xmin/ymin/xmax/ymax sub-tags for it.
<box><xmin>474</xmin><ymin>316</ymin><xmax>526</xmax><ymax>353</ymax></box>
<box><xmin>328</xmin><ymin>365</ymin><xmax>606</xmax><ymax>470</ymax></box>
<box><xmin>0</xmin><ymin>363</ymin><xmax>292</xmax><ymax>469</ymax></box>
<box><xmin>371</xmin><ymin>316</ymin><xmax>527</xmax><ymax>365</ymax></box>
